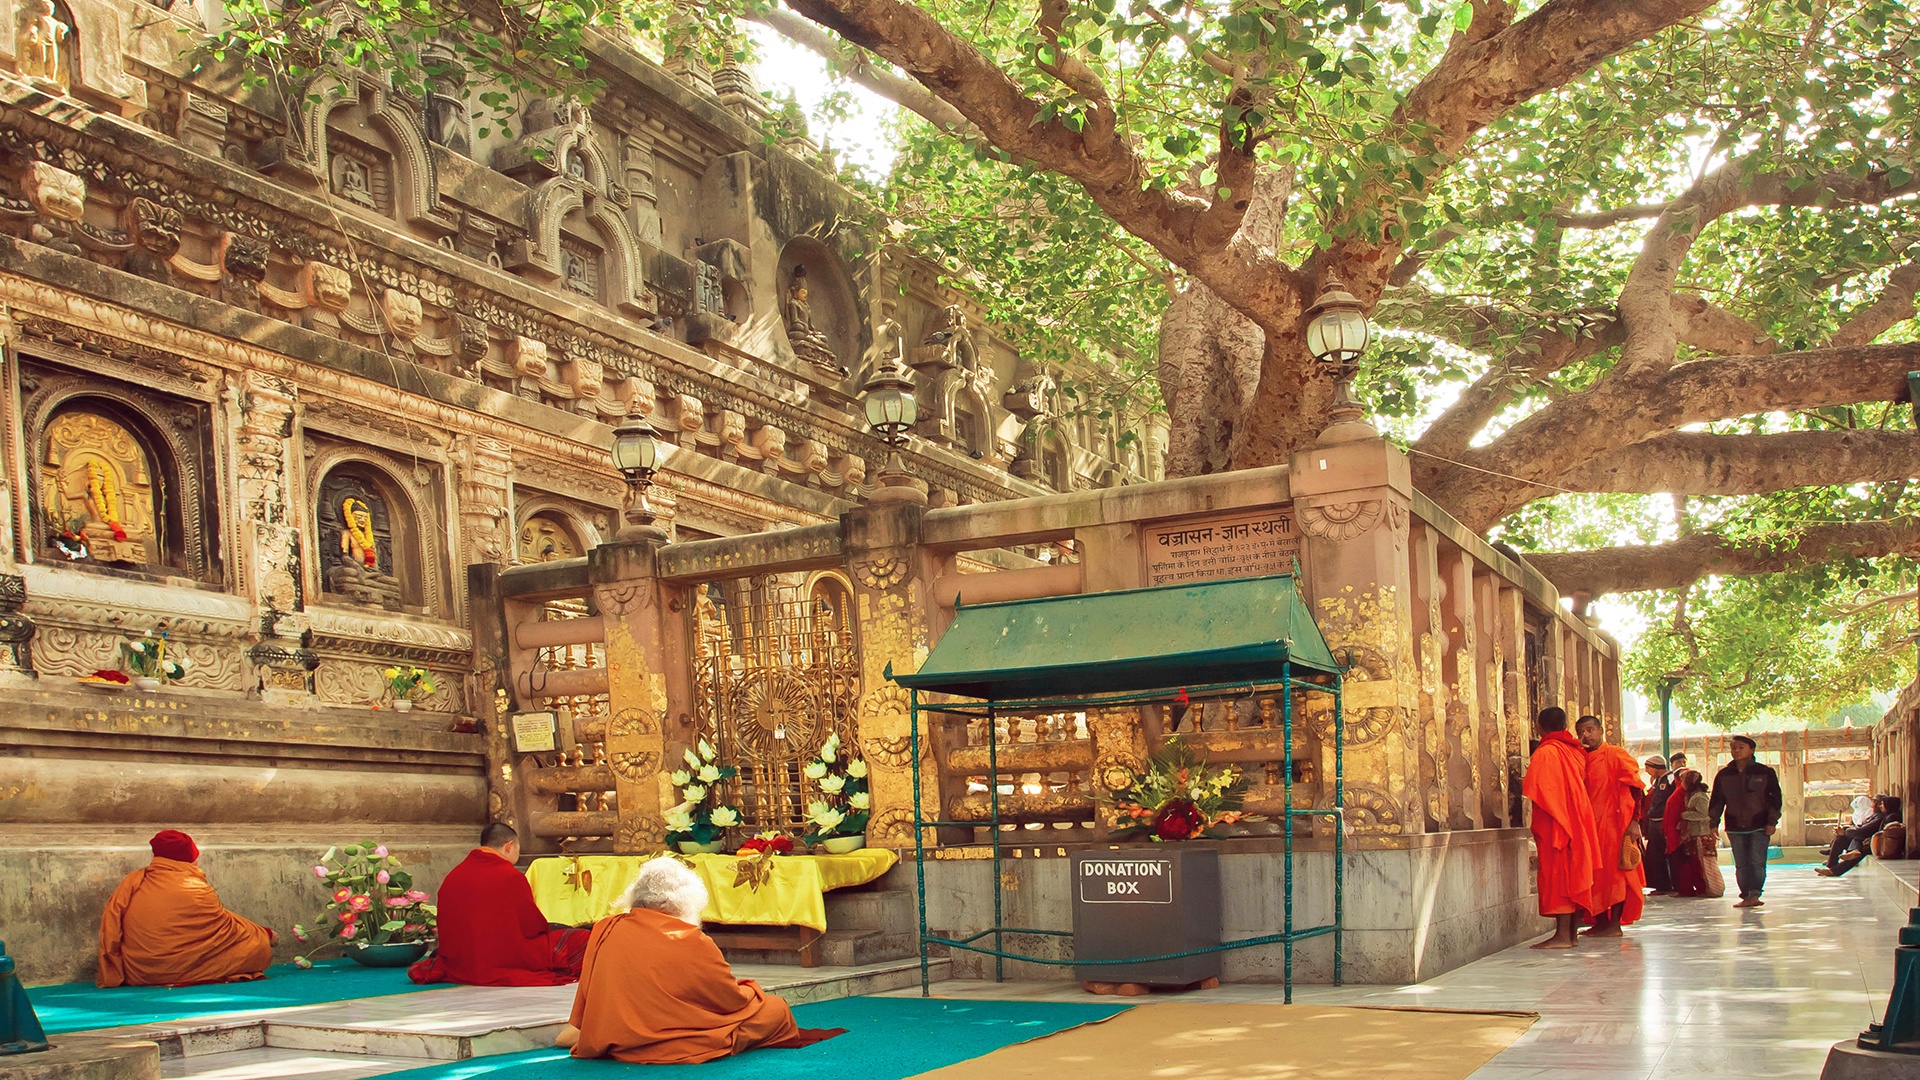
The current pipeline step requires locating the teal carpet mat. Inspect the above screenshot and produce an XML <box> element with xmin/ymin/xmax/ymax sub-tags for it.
<box><xmin>29</xmin><ymin>958</ymin><xmax>422</xmax><ymax>1034</ymax></box>
<box><xmin>381</xmin><ymin>996</ymin><xmax>1132</xmax><ymax>1079</ymax></box>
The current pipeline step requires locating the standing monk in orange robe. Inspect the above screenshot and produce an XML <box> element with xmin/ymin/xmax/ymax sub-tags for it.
<box><xmin>557</xmin><ymin>858</ymin><xmax>803</xmax><ymax>1063</ymax></box>
<box><xmin>409</xmin><ymin>823</ymin><xmax>589</xmax><ymax>986</ymax></box>
<box><xmin>1576</xmin><ymin>714</ymin><xmax>1647</xmax><ymax>937</ymax></box>
<box><xmin>1522</xmin><ymin>707</ymin><xmax>1600</xmax><ymax>949</ymax></box>
<box><xmin>98</xmin><ymin>830</ymin><xmax>275</xmax><ymax>987</ymax></box>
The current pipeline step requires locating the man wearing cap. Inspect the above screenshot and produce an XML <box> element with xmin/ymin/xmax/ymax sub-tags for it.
<box><xmin>97</xmin><ymin>830</ymin><xmax>275</xmax><ymax>987</ymax></box>
<box><xmin>1709</xmin><ymin>735</ymin><xmax>1784</xmax><ymax>908</ymax></box>
<box><xmin>1641</xmin><ymin>754</ymin><xmax>1675</xmax><ymax>894</ymax></box>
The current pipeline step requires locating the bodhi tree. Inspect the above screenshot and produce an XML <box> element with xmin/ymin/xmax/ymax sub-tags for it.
<box><xmin>212</xmin><ymin>0</ymin><xmax>1920</xmax><ymax>718</ymax></box>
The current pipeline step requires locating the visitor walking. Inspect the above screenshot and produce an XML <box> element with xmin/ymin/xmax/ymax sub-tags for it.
<box><xmin>1709</xmin><ymin>735</ymin><xmax>1783</xmax><ymax>908</ymax></box>
<box><xmin>1642</xmin><ymin>755</ymin><xmax>1674</xmax><ymax>894</ymax></box>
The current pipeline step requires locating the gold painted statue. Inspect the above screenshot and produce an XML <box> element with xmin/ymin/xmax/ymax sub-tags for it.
<box><xmin>42</xmin><ymin>413</ymin><xmax>155</xmax><ymax>565</ymax></box>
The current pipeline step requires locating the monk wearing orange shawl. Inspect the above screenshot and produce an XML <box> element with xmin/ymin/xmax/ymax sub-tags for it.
<box><xmin>1576</xmin><ymin>715</ymin><xmax>1647</xmax><ymax>936</ymax></box>
<box><xmin>98</xmin><ymin>830</ymin><xmax>274</xmax><ymax>987</ymax></box>
<box><xmin>1522</xmin><ymin>708</ymin><xmax>1600</xmax><ymax>949</ymax></box>
<box><xmin>557</xmin><ymin>858</ymin><xmax>802</xmax><ymax>1064</ymax></box>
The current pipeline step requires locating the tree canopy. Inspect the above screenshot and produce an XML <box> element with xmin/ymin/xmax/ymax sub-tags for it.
<box><xmin>210</xmin><ymin>0</ymin><xmax>1920</xmax><ymax>723</ymax></box>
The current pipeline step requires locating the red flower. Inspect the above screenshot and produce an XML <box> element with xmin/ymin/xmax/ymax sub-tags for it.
<box><xmin>1152</xmin><ymin>800</ymin><xmax>1205</xmax><ymax>841</ymax></box>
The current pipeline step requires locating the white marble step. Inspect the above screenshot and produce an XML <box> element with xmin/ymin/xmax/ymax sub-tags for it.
<box><xmin>141</xmin><ymin>956</ymin><xmax>948</xmax><ymax>1079</ymax></box>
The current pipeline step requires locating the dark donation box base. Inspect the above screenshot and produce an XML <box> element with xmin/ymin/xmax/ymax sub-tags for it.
<box><xmin>1071</xmin><ymin>846</ymin><xmax>1221</xmax><ymax>985</ymax></box>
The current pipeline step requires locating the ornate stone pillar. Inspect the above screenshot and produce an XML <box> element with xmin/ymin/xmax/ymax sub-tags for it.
<box><xmin>1779</xmin><ymin>729</ymin><xmax>1807</xmax><ymax>847</ymax></box>
<box><xmin>1289</xmin><ymin>431</ymin><xmax>1423</xmax><ymax>836</ymax></box>
<box><xmin>843</xmin><ymin>498</ymin><xmax>944</xmax><ymax>847</ymax></box>
<box><xmin>453</xmin><ymin>433</ymin><xmax>514</xmax><ymax>585</ymax></box>
<box><xmin>232</xmin><ymin>372</ymin><xmax>316</xmax><ymax>702</ymax></box>
<box><xmin>623</xmin><ymin>134</ymin><xmax>661</xmax><ymax>247</ymax></box>
<box><xmin>588</xmin><ymin>539</ymin><xmax>675</xmax><ymax>854</ymax></box>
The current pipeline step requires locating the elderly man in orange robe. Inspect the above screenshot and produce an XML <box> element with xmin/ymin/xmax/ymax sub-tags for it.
<box><xmin>409</xmin><ymin>823</ymin><xmax>590</xmax><ymax>986</ymax></box>
<box><xmin>98</xmin><ymin>830</ymin><xmax>275</xmax><ymax>987</ymax></box>
<box><xmin>1576</xmin><ymin>714</ymin><xmax>1647</xmax><ymax>937</ymax></box>
<box><xmin>1522</xmin><ymin>707</ymin><xmax>1600</xmax><ymax>949</ymax></box>
<box><xmin>556</xmin><ymin>857</ymin><xmax>804</xmax><ymax>1063</ymax></box>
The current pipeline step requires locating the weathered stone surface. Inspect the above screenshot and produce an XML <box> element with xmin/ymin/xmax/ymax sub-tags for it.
<box><xmin>1</xmin><ymin>1035</ymin><xmax>159</xmax><ymax>1080</ymax></box>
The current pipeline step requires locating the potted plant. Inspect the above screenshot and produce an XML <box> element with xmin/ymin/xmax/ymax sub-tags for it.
<box><xmin>292</xmin><ymin>840</ymin><xmax>436</xmax><ymax>968</ymax></box>
<box><xmin>1107</xmin><ymin>739</ymin><xmax>1250</xmax><ymax>841</ymax></box>
<box><xmin>383</xmin><ymin>666</ymin><xmax>434</xmax><ymax>712</ymax></box>
<box><xmin>802</xmin><ymin>733</ymin><xmax>870</xmax><ymax>854</ymax></box>
<box><xmin>664</xmin><ymin>739</ymin><xmax>741</xmax><ymax>854</ymax></box>
<box><xmin>120</xmin><ymin>629</ymin><xmax>189</xmax><ymax>691</ymax></box>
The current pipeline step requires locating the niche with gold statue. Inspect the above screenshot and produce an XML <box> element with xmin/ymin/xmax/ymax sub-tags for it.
<box><xmin>39</xmin><ymin>408</ymin><xmax>161</xmax><ymax>566</ymax></box>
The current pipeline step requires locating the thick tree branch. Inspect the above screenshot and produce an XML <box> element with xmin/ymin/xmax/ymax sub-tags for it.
<box><xmin>1413</xmin><ymin>311</ymin><xmax>1624</xmax><ymax>459</ymax></box>
<box><xmin>1433</xmin><ymin>340</ymin><xmax>1920</xmax><ymax>529</ymax></box>
<box><xmin>1556</xmin><ymin>429</ymin><xmax>1920</xmax><ymax>496</ymax></box>
<box><xmin>1524</xmin><ymin>517</ymin><xmax>1920</xmax><ymax>596</ymax></box>
<box><xmin>1829</xmin><ymin>260</ymin><xmax>1920</xmax><ymax>348</ymax></box>
<box><xmin>749</xmin><ymin>6</ymin><xmax>972</xmax><ymax>134</ymax></box>
<box><xmin>782</xmin><ymin>0</ymin><xmax>1307</xmax><ymax>331</ymax></box>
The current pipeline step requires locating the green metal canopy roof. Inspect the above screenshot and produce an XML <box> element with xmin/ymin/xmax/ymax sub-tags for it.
<box><xmin>888</xmin><ymin>573</ymin><xmax>1341</xmax><ymax>701</ymax></box>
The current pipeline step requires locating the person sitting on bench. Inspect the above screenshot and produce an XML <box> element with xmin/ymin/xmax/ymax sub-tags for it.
<box><xmin>1818</xmin><ymin>794</ymin><xmax>1900</xmax><ymax>878</ymax></box>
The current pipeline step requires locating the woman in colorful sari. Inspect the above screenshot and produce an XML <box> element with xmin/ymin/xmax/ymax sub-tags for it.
<box><xmin>1665</xmin><ymin>769</ymin><xmax>1708</xmax><ymax>897</ymax></box>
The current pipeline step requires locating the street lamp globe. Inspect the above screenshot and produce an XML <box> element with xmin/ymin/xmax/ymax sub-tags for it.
<box><xmin>1303</xmin><ymin>277</ymin><xmax>1371</xmax><ymax>373</ymax></box>
<box><xmin>861</xmin><ymin>357</ymin><xmax>918</xmax><ymax>447</ymax></box>
<box><xmin>611</xmin><ymin>415</ymin><xmax>661</xmax><ymax>484</ymax></box>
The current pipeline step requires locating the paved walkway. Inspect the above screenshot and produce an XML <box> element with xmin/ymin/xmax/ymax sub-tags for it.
<box><xmin>888</xmin><ymin>859</ymin><xmax>1914</xmax><ymax>1079</ymax></box>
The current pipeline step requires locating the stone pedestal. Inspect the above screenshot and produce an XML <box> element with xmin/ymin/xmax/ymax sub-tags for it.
<box><xmin>1823</xmin><ymin>1042</ymin><xmax>1920</xmax><ymax>1079</ymax></box>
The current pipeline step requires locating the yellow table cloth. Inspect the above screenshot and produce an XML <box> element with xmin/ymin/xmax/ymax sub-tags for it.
<box><xmin>526</xmin><ymin>850</ymin><xmax>897</xmax><ymax>932</ymax></box>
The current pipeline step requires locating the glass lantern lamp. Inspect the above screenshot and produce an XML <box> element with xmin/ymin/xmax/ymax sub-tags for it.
<box><xmin>610</xmin><ymin>415</ymin><xmax>664</xmax><ymax>537</ymax></box>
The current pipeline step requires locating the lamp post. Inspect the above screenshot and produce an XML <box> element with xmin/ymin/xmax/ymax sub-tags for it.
<box><xmin>859</xmin><ymin>349</ymin><xmax>926</xmax><ymax>504</ymax></box>
<box><xmin>1303</xmin><ymin>277</ymin><xmax>1373</xmax><ymax>437</ymax></box>
<box><xmin>610</xmin><ymin>414</ymin><xmax>666</xmax><ymax>541</ymax></box>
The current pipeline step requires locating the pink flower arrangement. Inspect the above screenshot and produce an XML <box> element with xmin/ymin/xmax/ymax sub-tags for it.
<box><xmin>292</xmin><ymin>839</ymin><xmax>436</xmax><ymax>964</ymax></box>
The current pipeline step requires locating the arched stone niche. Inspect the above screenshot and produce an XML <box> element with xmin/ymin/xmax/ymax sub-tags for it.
<box><xmin>515</xmin><ymin>506</ymin><xmax>595</xmax><ymax>564</ymax></box>
<box><xmin>21</xmin><ymin>358</ymin><xmax>218</xmax><ymax>583</ymax></box>
<box><xmin>499</xmin><ymin>100</ymin><xmax>652</xmax><ymax>319</ymax></box>
<box><xmin>311</xmin><ymin>456</ymin><xmax>439</xmax><ymax>615</ymax></box>
<box><xmin>775</xmin><ymin>238</ymin><xmax>858</xmax><ymax>375</ymax></box>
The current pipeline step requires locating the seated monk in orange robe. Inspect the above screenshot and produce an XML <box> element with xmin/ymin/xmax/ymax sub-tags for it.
<box><xmin>98</xmin><ymin>830</ymin><xmax>275</xmax><ymax>987</ymax></box>
<box><xmin>408</xmin><ymin>823</ymin><xmax>589</xmax><ymax>987</ymax></box>
<box><xmin>1577</xmin><ymin>714</ymin><xmax>1647</xmax><ymax>937</ymax></box>
<box><xmin>1522</xmin><ymin>708</ymin><xmax>1600</xmax><ymax>950</ymax></box>
<box><xmin>556</xmin><ymin>857</ymin><xmax>801</xmax><ymax>1064</ymax></box>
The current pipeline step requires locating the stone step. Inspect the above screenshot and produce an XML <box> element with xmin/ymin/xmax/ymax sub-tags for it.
<box><xmin>824</xmin><ymin>884</ymin><xmax>919</xmax><ymax>933</ymax></box>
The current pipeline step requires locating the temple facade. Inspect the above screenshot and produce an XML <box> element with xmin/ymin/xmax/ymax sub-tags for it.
<box><xmin>0</xmin><ymin>0</ymin><xmax>1162</xmax><ymax>982</ymax></box>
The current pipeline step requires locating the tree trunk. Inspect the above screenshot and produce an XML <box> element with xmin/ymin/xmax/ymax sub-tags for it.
<box><xmin>1157</xmin><ymin>282</ymin><xmax>1265</xmax><ymax>477</ymax></box>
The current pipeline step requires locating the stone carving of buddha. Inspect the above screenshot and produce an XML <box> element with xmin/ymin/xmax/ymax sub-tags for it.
<box><xmin>17</xmin><ymin>0</ymin><xmax>69</xmax><ymax>91</ymax></box>
<box><xmin>335</xmin><ymin>156</ymin><xmax>377</xmax><ymax>208</ymax></box>
<box><xmin>326</xmin><ymin>495</ymin><xmax>404</xmax><ymax>609</ymax></box>
<box><xmin>783</xmin><ymin>265</ymin><xmax>844</xmax><ymax>373</ymax></box>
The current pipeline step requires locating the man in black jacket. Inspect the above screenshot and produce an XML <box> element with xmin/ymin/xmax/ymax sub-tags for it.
<box><xmin>1641</xmin><ymin>755</ymin><xmax>1675</xmax><ymax>894</ymax></box>
<box><xmin>1709</xmin><ymin>734</ymin><xmax>1784</xmax><ymax>908</ymax></box>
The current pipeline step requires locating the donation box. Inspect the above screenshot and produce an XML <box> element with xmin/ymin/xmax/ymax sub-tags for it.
<box><xmin>1071</xmin><ymin>846</ymin><xmax>1221</xmax><ymax>986</ymax></box>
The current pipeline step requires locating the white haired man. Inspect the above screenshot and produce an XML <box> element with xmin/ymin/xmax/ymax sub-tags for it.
<box><xmin>555</xmin><ymin>857</ymin><xmax>800</xmax><ymax>1063</ymax></box>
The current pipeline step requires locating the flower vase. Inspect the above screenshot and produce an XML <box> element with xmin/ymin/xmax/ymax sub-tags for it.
<box><xmin>132</xmin><ymin>676</ymin><xmax>162</xmax><ymax>691</ymax></box>
<box><xmin>391</xmin><ymin>700</ymin><xmax>413</xmax><ymax>713</ymax></box>
<box><xmin>347</xmin><ymin>940</ymin><xmax>430</xmax><ymax>967</ymax></box>
<box><xmin>820</xmin><ymin>834</ymin><xmax>866</xmax><ymax>855</ymax></box>
<box><xmin>677</xmin><ymin>840</ymin><xmax>725</xmax><ymax>855</ymax></box>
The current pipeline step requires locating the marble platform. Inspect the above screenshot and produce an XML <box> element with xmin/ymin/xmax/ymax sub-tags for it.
<box><xmin>890</xmin><ymin>860</ymin><xmax>1916</xmax><ymax>1079</ymax></box>
<box><xmin>49</xmin><ymin>956</ymin><xmax>948</xmax><ymax>1079</ymax></box>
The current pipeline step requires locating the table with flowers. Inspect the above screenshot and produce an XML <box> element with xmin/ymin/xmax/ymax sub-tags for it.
<box><xmin>525</xmin><ymin>849</ymin><xmax>897</xmax><ymax>932</ymax></box>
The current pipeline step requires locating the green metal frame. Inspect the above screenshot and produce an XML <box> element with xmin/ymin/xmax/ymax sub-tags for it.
<box><xmin>906</xmin><ymin>666</ymin><xmax>1344</xmax><ymax>1004</ymax></box>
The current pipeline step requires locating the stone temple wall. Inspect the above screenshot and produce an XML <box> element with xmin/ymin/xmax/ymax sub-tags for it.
<box><xmin>0</xmin><ymin>0</ymin><xmax>1159</xmax><ymax>983</ymax></box>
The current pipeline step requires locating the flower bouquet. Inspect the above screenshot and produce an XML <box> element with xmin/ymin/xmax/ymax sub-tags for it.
<box><xmin>664</xmin><ymin>739</ymin><xmax>741</xmax><ymax>853</ymax></box>
<box><xmin>733</xmin><ymin>831</ymin><xmax>794</xmax><ymax>892</ymax></box>
<box><xmin>383</xmin><ymin>666</ymin><xmax>434</xmax><ymax>711</ymax></box>
<box><xmin>1108</xmin><ymin>738</ymin><xmax>1250</xmax><ymax>841</ymax></box>
<box><xmin>292</xmin><ymin>840</ymin><xmax>436</xmax><ymax>968</ymax></box>
<box><xmin>801</xmin><ymin>732</ymin><xmax>870</xmax><ymax>851</ymax></box>
<box><xmin>120</xmin><ymin>629</ymin><xmax>189</xmax><ymax>689</ymax></box>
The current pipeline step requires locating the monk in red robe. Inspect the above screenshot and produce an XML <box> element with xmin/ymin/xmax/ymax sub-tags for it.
<box><xmin>1522</xmin><ymin>707</ymin><xmax>1600</xmax><ymax>949</ymax></box>
<box><xmin>1576</xmin><ymin>714</ymin><xmax>1647</xmax><ymax>937</ymax></box>
<box><xmin>98</xmin><ymin>830</ymin><xmax>275</xmax><ymax>987</ymax></box>
<box><xmin>408</xmin><ymin>823</ymin><xmax>589</xmax><ymax>986</ymax></box>
<box><xmin>557</xmin><ymin>857</ymin><xmax>800</xmax><ymax>1063</ymax></box>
